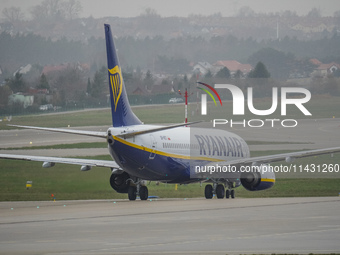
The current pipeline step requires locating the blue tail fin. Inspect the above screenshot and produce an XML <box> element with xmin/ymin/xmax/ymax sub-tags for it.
<box><xmin>105</xmin><ymin>24</ymin><xmax>142</xmax><ymax>127</ymax></box>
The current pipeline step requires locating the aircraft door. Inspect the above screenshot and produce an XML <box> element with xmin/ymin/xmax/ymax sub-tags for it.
<box><xmin>149</xmin><ymin>134</ymin><xmax>157</xmax><ymax>160</ymax></box>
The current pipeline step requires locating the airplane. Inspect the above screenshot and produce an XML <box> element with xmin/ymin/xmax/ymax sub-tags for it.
<box><xmin>1</xmin><ymin>24</ymin><xmax>340</xmax><ymax>201</ymax></box>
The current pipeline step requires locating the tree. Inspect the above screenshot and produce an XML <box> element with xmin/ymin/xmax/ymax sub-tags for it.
<box><xmin>183</xmin><ymin>74</ymin><xmax>188</xmax><ymax>84</ymax></box>
<box><xmin>30</xmin><ymin>4</ymin><xmax>48</xmax><ymax>22</ymax></box>
<box><xmin>63</xmin><ymin>0</ymin><xmax>82</xmax><ymax>20</ymax></box>
<box><xmin>31</xmin><ymin>0</ymin><xmax>66</xmax><ymax>21</ymax></box>
<box><xmin>2</xmin><ymin>7</ymin><xmax>24</xmax><ymax>23</ymax></box>
<box><xmin>307</xmin><ymin>8</ymin><xmax>321</xmax><ymax>18</ymax></box>
<box><xmin>334</xmin><ymin>10</ymin><xmax>340</xmax><ymax>18</ymax></box>
<box><xmin>139</xmin><ymin>8</ymin><xmax>162</xmax><ymax>32</ymax></box>
<box><xmin>248</xmin><ymin>62</ymin><xmax>270</xmax><ymax>78</ymax></box>
<box><xmin>248</xmin><ymin>48</ymin><xmax>292</xmax><ymax>78</ymax></box>
<box><xmin>204</xmin><ymin>70</ymin><xmax>213</xmax><ymax>79</ymax></box>
<box><xmin>0</xmin><ymin>85</ymin><xmax>12</xmax><ymax>110</ymax></box>
<box><xmin>7</xmin><ymin>73</ymin><xmax>26</xmax><ymax>93</ymax></box>
<box><xmin>91</xmin><ymin>67</ymin><xmax>107</xmax><ymax>98</ymax></box>
<box><xmin>215</xmin><ymin>67</ymin><xmax>231</xmax><ymax>79</ymax></box>
<box><xmin>37</xmin><ymin>74</ymin><xmax>50</xmax><ymax>90</ymax></box>
<box><xmin>53</xmin><ymin>66</ymin><xmax>86</xmax><ymax>105</ymax></box>
<box><xmin>324</xmin><ymin>75</ymin><xmax>338</xmax><ymax>95</ymax></box>
<box><xmin>234</xmin><ymin>70</ymin><xmax>243</xmax><ymax>79</ymax></box>
<box><xmin>155</xmin><ymin>55</ymin><xmax>190</xmax><ymax>75</ymax></box>
<box><xmin>333</xmin><ymin>69</ymin><xmax>340</xmax><ymax>78</ymax></box>
<box><xmin>237</xmin><ymin>6</ymin><xmax>255</xmax><ymax>17</ymax></box>
<box><xmin>143</xmin><ymin>70</ymin><xmax>154</xmax><ymax>90</ymax></box>
<box><xmin>281</xmin><ymin>10</ymin><xmax>297</xmax><ymax>18</ymax></box>
<box><xmin>183</xmin><ymin>74</ymin><xmax>189</xmax><ymax>89</ymax></box>
<box><xmin>141</xmin><ymin>8</ymin><xmax>159</xmax><ymax>18</ymax></box>
<box><xmin>86</xmin><ymin>78</ymin><xmax>91</xmax><ymax>95</ymax></box>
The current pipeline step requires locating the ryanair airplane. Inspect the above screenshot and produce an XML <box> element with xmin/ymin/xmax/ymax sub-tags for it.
<box><xmin>1</xmin><ymin>24</ymin><xmax>340</xmax><ymax>200</ymax></box>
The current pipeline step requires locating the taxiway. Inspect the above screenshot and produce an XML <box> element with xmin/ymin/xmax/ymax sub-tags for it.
<box><xmin>0</xmin><ymin>197</ymin><xmax>339</xmax><ymax>254</ymax></box>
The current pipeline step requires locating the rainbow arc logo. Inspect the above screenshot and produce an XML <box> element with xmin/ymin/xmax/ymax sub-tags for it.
<box><xmin>197</xmin><ymin>82</ymin><xmax>222</xmax><ymax>106</ymax></box>
<box><xmin>197</xmin><ymin>82</ymin><xmax>222</xmax><ymax>115</ymax></box>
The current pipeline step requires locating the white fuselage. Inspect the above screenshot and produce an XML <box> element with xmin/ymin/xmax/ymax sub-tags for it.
<box><xmin>107</xmin><ymin>125</ymin><xmax>250</xmax><ymax>182</ymax></box>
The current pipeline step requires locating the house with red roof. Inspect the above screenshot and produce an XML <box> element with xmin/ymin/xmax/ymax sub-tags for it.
<box><xmin>311</xmin><ymin>60</ymin><xmax>340</xmax><ymax>77</ymax></box>
<box><xmin>41</xmin><ymin>64</ymin><xmax>69</xmax><ymax>75</ymax></box>
<box><xmin>213</xmin><ymin>60</ymin><xmax>252</xmax><ymax>76</ymax></box>
<box><xmin>310</xmin><ymin>58</ymin><xmax>322</xmax><ymax>66</ymax></box>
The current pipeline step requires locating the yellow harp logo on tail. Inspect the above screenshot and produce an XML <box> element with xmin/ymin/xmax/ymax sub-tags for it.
<box><xmin>108</xmin><ymin>66</ymin><xmax>123</xmax><ymax>112</ymax></box>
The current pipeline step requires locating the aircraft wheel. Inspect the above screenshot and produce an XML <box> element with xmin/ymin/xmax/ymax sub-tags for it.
<box><xmin>205</xmin><ymin>184</ymin><xmax>213</xmax><ymax>199</ymax></box>
<box><xmin>128</xmin><ymin>186</ymin><xmax>137</xmax><ymax>201</ymax></box>
<box><xmin>231</xmin><ymin>189</ymin><xmax>235</xmax><ymax>199</ymax></box>
<box><xmin>139</xmin><ymin>186</ymin><xmax>148</xmax><ymax>200</ymax></box>
<box><xmin>216</xmin><ymin>184</ymin><xmax>225</xmax><ymax>199</ymax></box>
<box><xmin>226</xmin><ymin>189</ymin><xmax>230</xmax><ymax>199</ymax></box>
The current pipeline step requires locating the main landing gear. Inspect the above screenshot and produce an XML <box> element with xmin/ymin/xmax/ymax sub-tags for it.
<box><xmin>128</xmin><ymin>180</ymin><xmax>148</xmax><ymax>201</ymax></box>
<box><xmin>204</xmin><ymin>182</ymin><xmax>235</xmax><ymax>199</ymax></box>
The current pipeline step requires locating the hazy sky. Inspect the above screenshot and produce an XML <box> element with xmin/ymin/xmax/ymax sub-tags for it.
<box><xmin>1</xmin><ymin>0</ymin><xmax>340</xmax><ymax>18</ymax></box>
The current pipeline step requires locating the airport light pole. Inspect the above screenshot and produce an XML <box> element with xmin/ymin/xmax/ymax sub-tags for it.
<box><xmin>178</xmin><ymin>88</ymin><xmax>193</xmax><ymax>123</ymax></box>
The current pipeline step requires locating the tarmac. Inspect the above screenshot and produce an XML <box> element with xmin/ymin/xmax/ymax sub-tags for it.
<box><xmin>0</xmin><ymin>197</ymin><xmax>339</xmax><ymax>254</ymax></box>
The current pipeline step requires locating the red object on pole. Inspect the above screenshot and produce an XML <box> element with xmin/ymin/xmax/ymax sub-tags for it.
<box><xmin>178</xmin><ymin>88</ymin><xmax>191</xmax><ymax>123</ymax></box>
<box><xmin>184</xmin><ymin>89</ymin><xmax>188</xmax><ymax>123</ymax></box>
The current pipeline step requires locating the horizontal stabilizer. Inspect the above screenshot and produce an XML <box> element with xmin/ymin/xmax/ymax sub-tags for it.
<box><xmin>117</xmin><ymin>121</ymin><xmax>202</xmax><ymax>138</ymax></box>
<box><xmin>8</xmin><ymin>124</ymin><xmax>107</xmax><ymax>138</ymax></box>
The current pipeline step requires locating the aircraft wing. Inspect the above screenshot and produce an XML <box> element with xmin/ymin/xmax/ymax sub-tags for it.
<box><xmin>209</xmin><ymin>146</ymin><xmax>340</xmax><ymax>167</ymax></box>
<box><xmin>0</xmin><ymin>154</ymin><xmax>122</xmax><ymax>170</ymax></box>
<box><xmin>8</xmin><ymin>125</ymin><xmax>107</xmax><ymax>138</ymax></box>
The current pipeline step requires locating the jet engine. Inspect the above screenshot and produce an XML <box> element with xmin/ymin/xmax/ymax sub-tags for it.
<box><xmin>240</xmin><ymin>164</ymin><xmax>275</xmax><ymax>191</ymax></box>
<box><xmin>110</xmin><ymin>172</ymin><xmax>130</xmax><ymax>193</ymax></box>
